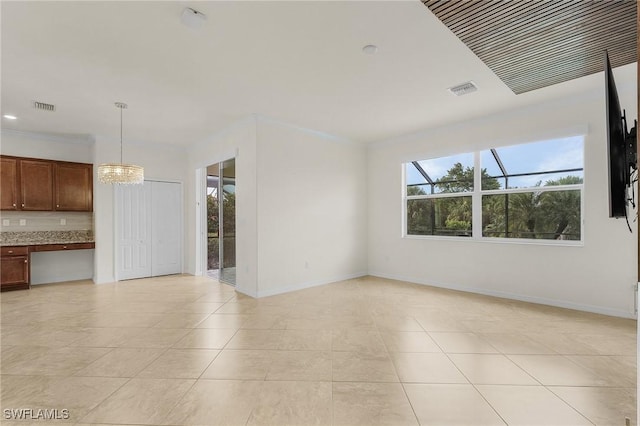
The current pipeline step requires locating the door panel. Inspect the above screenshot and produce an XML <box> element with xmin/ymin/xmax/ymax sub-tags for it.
<box><xmin>55</xmin><ymin>162</ymin><xmax>93</xmax><ymax>211</ymax></box>
<box><xmin>20</xmin><ymin>159</ymin><xmax>53</xmax><ymax>210</ymax></box>
<box><xmin>151</xmin><ymin>181</ymin><xmax>182</xmax><ymax>276</ymax></box>
<box><xmin>0</xmin><ymin>158</ymin><xmax>19</xmax><ymax>210</ymax></box>
<box><xmin>116</xmin><ymin>183</ymin><xmax>152</xmax><ymax>280</ymax></box>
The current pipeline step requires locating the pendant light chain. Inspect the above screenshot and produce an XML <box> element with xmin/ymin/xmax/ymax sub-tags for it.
<box><xmin>120</xmin><ymin>104</ymin><xmax>123</xmax><ymax>164</ymax></box>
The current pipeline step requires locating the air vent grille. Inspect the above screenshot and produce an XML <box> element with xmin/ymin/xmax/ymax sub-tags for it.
<box><xmin>447</xmin><ymin>81</ymin><xmax>478</xmax><ymax>97</ymax></box>
<box><xmin>33</xmin><ymin>101</ymin><xmax>55</xmax><ymax>112</ymax></box>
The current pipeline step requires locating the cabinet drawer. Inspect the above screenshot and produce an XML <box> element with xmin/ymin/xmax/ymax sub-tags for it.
<box><xmin>33</xmin><ymin>242</ymin><xmax>95</xmax><ymax>252</ymax></box>
<box><xmin>1</xmin><ymin>246</ymin><xmax>29</xmax><ymax>256</ymax></box>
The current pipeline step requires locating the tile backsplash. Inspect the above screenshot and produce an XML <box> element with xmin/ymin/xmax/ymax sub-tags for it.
<box><xmin>0</xmin><ymin>211</ymin><xmax>93</xmax><ymax>232</ymax></box>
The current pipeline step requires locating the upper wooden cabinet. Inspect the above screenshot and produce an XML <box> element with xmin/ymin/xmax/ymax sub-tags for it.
<box><xmin>0</xmin><ymin>157</ymin><xmax>19</xmax><ymax>210</ymax></box>
<box><xmin>55</xmin><ymin>162</ymin><xmax>93</xmax><ymax>211</ymax></box>
<box><xmin>20</xmin><ymin>159</ymin><xmax>54</xmax><ymax>210</ymax></box>
<box><xmin>0</xmin><ymin>156</ymin><xmax>93</xmax><ymax>212</ymax></box>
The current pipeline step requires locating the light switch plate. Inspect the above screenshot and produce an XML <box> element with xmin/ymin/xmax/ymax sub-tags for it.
<box><xmin>19</xmin><ymin>219</ymin><xmax>26</xmax><ymax>226</ymax></box>
<box><xmin>2</xmin><ymin>219</ymin><xmax>10</xmax><ymax>226</ymax></box>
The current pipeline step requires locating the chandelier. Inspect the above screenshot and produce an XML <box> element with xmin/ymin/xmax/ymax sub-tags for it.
<box><xmin>97</xmin><ymin>102</ymin><xmax>144</xmax><ymax>184</ymax></box>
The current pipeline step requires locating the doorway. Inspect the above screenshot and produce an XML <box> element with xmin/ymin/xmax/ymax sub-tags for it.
<box><xmin>206</xmin><ymin>158</ymin><xmax>236</xmax><ymax>286</ymax></box>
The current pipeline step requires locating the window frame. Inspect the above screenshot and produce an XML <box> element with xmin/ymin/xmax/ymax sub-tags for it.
<box><xmin>403</xmin><ymin>138</ymin><xmax>585</xmax><ymax>246</ymax></box>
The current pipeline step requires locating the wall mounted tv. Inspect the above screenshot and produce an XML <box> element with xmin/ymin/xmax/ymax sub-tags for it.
<box><xmin>606</xmin><ymin>51</ymin><xmax>637</xmax><ymax>219</ymax></box>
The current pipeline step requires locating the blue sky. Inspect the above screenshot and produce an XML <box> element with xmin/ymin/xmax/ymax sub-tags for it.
<box><xmin>406</xmin><ymin>136</ymin><xmax>584</xmax><ymax>191</ymax></box>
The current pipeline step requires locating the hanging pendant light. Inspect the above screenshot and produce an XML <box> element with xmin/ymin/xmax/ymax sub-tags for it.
<box><xmin>97</xmin><ymin>102</ymin><xmax>144</xmax><ymax>184</ymax></box>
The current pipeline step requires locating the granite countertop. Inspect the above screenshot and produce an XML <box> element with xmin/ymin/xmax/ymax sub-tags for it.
<box><xmin>0</xmin><ymin>231</ymin><xmax>94</xmax><ymax>247</ymax></box>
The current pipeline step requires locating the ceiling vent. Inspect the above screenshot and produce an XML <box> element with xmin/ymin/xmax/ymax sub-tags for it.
<box><xmin>447</xmin><ymin>81</ymin><xmax>478</xmax><ymax>96</ymax></box>
<box><xmin>33</xmin><ymin>101</ymin><xmax>55</xmax><ymax>112</ymax></box>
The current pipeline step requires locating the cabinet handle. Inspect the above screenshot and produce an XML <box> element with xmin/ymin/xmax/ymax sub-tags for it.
<box><xmin>63</xmin><ymin>246</ymin><xmax>67</xmax><ymax>249</ymax></box>
<box><xmin>12</xmin><ymin>203</ymin><xmax>16</xmax><ymax>207</ymax></box>
<box><xmin>8</xmin><ymin>250</ymin><xmax>13</xmax><ymax>254</ymax></box>
<box><xmin>21</xmin><ymin>203</ymin><xmax>24</xmax><ymax>207</ymax></box>
<box><xmin>24</xmin><ymin>259</ymin><xmax>27</xmax><ymax>264</ymax></box>
<box><xmin>56</xmin><ymin>204</ymin><xmax>59</xmax><ymax>208</ymax></box>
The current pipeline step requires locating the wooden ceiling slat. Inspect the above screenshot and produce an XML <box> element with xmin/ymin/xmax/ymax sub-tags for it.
<box><xmin>486</xmin><ymin>40</ymin><xmax>635</xmax><ymax>76</ymax></box>
<box><xmin>449</xmin><ymin>0</ymin><xmax>565</xmax><ymax>39</ymax></box>
<box><xmin>472</xmin><ymin>5</ymin><xmax>633</xmax><ymax>55</ymax></box>
<box><xmin>423</xmin><ymin>0</ymin><xmax>638</xmax><ymax>94</ymax></box>
<box><xmin>444</xmin><ymin>1</ymin><xmax>519</xmax><ymax>30</ymax></box>
<box><xmin>480</xmin><ymin>11</ymin><xmax>635</xmax><ymax>67</ymax></box>
<box><xmin>498</xmin><ymin>54</ymin><xmax>636</xmax><ymax>88</ymax></box>
<box><xmin>504</xmin><ymin>51</ymin><xmax>636</xmax><ymax>92</ymax></box>
<box><xmin>506</xmin><ymin>52</ymin><xmax>637</xmax><ymax>84</ymax></box>
<box><xmin>430</xmin><ymin>0</ymin><xmax>493</xmax><ymax>23</ymax></box>
<box><xmin>465</xmin><ymin>2</ymin><xmax>621</xmax><ymax>54</ymax></box>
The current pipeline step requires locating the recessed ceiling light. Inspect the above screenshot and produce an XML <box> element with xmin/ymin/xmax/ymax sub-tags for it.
<box><xmin>3</xmin><ymin>114</ymin><xmax>17</xmax><ymax>120</ymax></box>
<box><xmin>362</xmin><ymin>45</ymin><xmax>378</xmax><ymax>55</ymax></box>
<box><xmin>181</xmin><ymin>7</ymin><xmax>206</xmax><ymax>29</ymax></box>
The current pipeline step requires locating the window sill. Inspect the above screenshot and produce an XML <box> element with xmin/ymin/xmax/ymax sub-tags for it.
<box><xmin>403</xmin><ymin>234</ymin><xmax>584</xmax><ymax>247</ymax></box>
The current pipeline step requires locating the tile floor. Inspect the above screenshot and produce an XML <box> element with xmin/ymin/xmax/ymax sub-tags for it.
<box><xmin>0</xmin><ymin>274</ymin><xmax>636</xmax><ymax>426</ymax></box>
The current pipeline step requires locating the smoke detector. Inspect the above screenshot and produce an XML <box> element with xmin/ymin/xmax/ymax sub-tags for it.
<box><xmin>33</xmin><ymin>101</ymin><xmax>56</xmax><ymax>111</ymax></box>
<box><xmin>447</xmin><ymin>81</ymin><xmax>478</xmax><ymax>96</ymax></box>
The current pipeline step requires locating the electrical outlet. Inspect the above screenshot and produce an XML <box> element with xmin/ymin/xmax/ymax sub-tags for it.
<box><xmin>19</xmin><ymin>219</ymin><xmax>26</xmax><ymax>226</ymax></box>
<box><xmin>2</xmin><ymin>219</ymin><xmax>10</xmax><ymax>226</ymax></box>
<box><xmin>60</xmin><ymin>218</ymin><xmax>66</xmax><ymax>225</ymax></box>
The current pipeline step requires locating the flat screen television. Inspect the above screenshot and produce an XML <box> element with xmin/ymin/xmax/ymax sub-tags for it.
<box><xmin>606</xmin><ymin>51</ymin><xmax>637</xmax><ymax>219</ymax></box>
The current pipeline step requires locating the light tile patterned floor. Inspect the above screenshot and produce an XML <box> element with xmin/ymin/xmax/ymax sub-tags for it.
<box><xmin>0</xmin><ymin>274</ymin><xmax>636</xmax><ymax>425</ymax></box>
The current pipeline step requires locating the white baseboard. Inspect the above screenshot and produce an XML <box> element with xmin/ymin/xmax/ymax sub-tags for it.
<box><xmin>368</xmin><ymin>271</ymin><xmax>635</xmax><ymax>319</ymax></box>
<box><xmin>255</xmin><ymin>271</ymin><xmax>367</xmax><ymax>298</ymax></box>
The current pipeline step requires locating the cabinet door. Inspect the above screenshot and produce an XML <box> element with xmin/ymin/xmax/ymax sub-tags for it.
<box><xmin>20</xmin><ymin>159</ymin><xmax>53</xmax><ymax>210</ymax></box>
<box><xmin>0</xmin><ymin>255</ymin><xmax>29</xmax><ymax>290</ymax></box>
<box><xmin>0</xmin><ymin>157</ymin><xmax>19</xmax><ymax>210</ymax></box>
<box><xmin>55</xmin><ymin>162</ymin><xmax>93</xmax><ymax>211</ymax></box>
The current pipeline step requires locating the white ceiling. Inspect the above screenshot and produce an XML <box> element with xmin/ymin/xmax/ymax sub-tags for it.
<box><xmin>1</xmin><ymin>1</ymin><xmax>634</xmax><ymax>147</ymax></box>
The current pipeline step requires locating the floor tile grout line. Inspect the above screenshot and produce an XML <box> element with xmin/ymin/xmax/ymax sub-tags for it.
<box><xmin>371</xmin><ymin>302</ymin><xmax>420</xmax><ymax>426</ymax></box>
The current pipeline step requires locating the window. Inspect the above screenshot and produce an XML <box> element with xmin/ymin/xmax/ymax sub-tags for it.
<box><xmin>404</xmin><ymin>136</ymin><xmax>584</xmax><ymax>242</ymax></box>
<box><xmin>406</xmin><ymin>153</ymin><xmax>474</xmax><ymax>237</ymax></box>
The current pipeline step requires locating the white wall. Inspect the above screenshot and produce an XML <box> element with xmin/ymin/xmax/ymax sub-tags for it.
<box><xmin>185</xmin><ymin>116</ymin><xmax>367</xmax><ymax>297</ymax></box>
<box><xmin>93</xmin><ymin>135</ymin><xmax>188</xmax><ymax>284</ymax></box>
<box><xmin>1</xmin><ymin>130</ymin><xmax>96</xmax><ymax>284</ymax></box>
<box><xmin>368</xmin><ymin>66</ymin><xmax>638</xmax><ymax>318</ymax></box>
<box><xmin>254</xmin><ymin>117</ymin><xmax>368</xmax><ymax>296</ymax></box>
<box><xmin>0</xmin><ymin>130</ymin><xmax>93</xmax><ymax>163</ymax></box>
<box><xmin>186</xmin><ymin>116</ymin><xmax>258</xmax><ymax>296</ymax></box>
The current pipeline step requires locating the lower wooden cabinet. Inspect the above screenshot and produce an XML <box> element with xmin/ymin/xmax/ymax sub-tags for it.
<box><xmin>1</xmin><ymin>246</ymin><xmax>30</xmax><ymax>291</ymax></box>
<box><xmin>0</xmin><ymin>243</ymin><xmax>95</xmax><ymax>291</ymax></box>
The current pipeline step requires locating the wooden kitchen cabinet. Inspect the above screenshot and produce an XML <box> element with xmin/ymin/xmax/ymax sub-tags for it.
<box><xmin>20</xmin><ymin>159</ymin><xmax>54</xmax><ymax>210</ymax></box>
<box><xmin>0</xmin><ymin>157</ymin><xmax>19</xmax><ymax>210</ymax></box>
<box><xmin>55</xmin><ymin>162</ymin><xmax>93</xmax><ymax>211</ymax></box>
<box><xmin>0</xmin><ymin>156</ymin><xmax>93</xmax><ymax>212</ymax></box>
<box><xmin>0</xmin><ymin>246</ymin><xmax>30</xmax><ymax>291</ymax></box>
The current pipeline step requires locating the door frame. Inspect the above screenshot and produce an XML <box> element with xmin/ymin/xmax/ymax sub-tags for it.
<box><xmin>196</xmin><ymin>157</ymin><xmax>236</xmax><ymax>280</ymax></box>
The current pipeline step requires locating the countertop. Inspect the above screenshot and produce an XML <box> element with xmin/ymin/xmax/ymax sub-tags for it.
<box><xmin>0</xmin><ymin>231</ymin><xmax>94</xmax><ymax>247</ymax></box>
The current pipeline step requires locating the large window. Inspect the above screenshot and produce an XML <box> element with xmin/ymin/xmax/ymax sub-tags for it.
<box><xmin>405</xmin><ymin>136</ymin><xmax>584</xmax><ymax>242</ymax></box>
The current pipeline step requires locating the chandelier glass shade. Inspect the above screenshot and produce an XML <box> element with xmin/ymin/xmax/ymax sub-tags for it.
<box><xmin>97</xmin><ymin>163</ymin><xmax>144</xmax><ymax>184</ymax></box>
<box><xmin>98</xmin><ymin>102</ymin><xmax>144</xmax><ymax>185</ymax></box>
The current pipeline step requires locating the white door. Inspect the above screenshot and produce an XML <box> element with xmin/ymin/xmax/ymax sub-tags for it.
<box><xmin>151</xmin><ymin>181</ymin><xmax>182</xmax><ymax>276</ymax></box>
<box><xmin>115</xmin><ymin>183</ymin><xmax>152</xmax><ymax>280</ymax></box>
<box><xmin>116</xmin><ymin>180</ymin><xmax>182</xmax><ymax>280</ymax></box>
